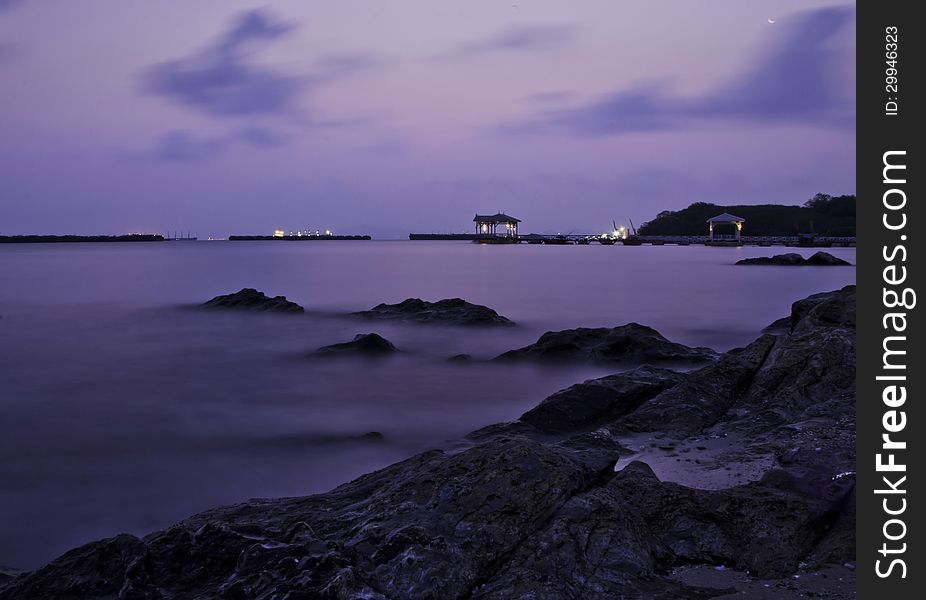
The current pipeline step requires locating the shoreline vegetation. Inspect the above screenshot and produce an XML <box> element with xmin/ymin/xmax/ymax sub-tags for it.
<box><xmin>638</xmin><ymin>194</ymin><xmax>856</xmax><ymax>237</ymax></box>
<box><xmin>0</xmin><ymin>286</ymin><xmax>857</xmax><ymax>599</ymax></box>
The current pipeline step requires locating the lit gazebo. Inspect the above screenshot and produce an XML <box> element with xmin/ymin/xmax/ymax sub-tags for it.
<box><xmin>474</xmin><ymin>213</ymin><xmax>521</xmax><ymax>237</ymax></box>
<box><xmin>707</xmin><ymin>213</ymin><xmax>745</xmax><ymax>242</ymax></box>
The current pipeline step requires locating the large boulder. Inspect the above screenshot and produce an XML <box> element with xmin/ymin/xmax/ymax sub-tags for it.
<box><xmin>353</xmin><ymin>298</ymin><xmax>512</xmax><ymax>325</ymax></box>
<box><xmin>624</xmin><ymin>285</ymin><xmax>855</xmax><ymax>436</ymax></box>
<box><xmin>201</xmin><ymin>288</ymin><xmax>304</xmax><ymax>313</ymax></box>
<box><xmin>317</xmin><ymin>333</ymin><xmax>398</xmax><ymax>356</ymax></box>
<box><xmin>806</xmin><ymin>251</ymin><xmax>853</xmax><ymax>266</ymax></box>
<box><xmin>496</xmin><ymin>323</ymin><xmax>717</xmax><ymax>365</ymax></box>
<box><xmin>736</xmin><ymin>251</ymin><xmax>851</xmax><ymax>266</ymax></box>
<box><xmin>520</xmin><ymin>366</ymin><xmax>684</xmax><ymax>434</ymax></box>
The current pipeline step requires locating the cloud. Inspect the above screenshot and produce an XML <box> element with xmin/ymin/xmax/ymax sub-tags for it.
<box><xmin>314</xmin><ymin>52</ymin><xmax>384</xmax><ymax>77</ymax></box>
<box><xmin>505</xmin><ymin>7</ymin><xmax>854</xmax><ymax>136</ymax></box>
<box><xmin>235</xmin><ymin>125</ymin><xmax>289</xmax><ymax>148</ymax></box>
<box><xmin>151</xmin><ymin>130</ymin><xmax>228</xmax><ymax>162</ymax></box>
<box><xmin>0</xmin><ymin>41</ymin><xmax>18</xmax><ymax>63</ymax></box>
<box><xmin>453</xmin><ymin>24</ymin><xmax>578</xmax><ymax>56</ymax></box>
<box><xmin>525</xmin><ymin>90</ymin><xmax>577</xmax><ymax>105</ymax></box>
<box><xmin>0</xmin><ymin>0</ymin><xmax>24</xmax><ymax>11</ymax></box>
<box><xmin>140</xmin><ymin>9</ymin><xmax>305</xmax><ymax>118</ymax></box>
<box><xmin>147</xmin><ymin>125</ymin><xmax>292</xmax><ymax>162</ymax></box>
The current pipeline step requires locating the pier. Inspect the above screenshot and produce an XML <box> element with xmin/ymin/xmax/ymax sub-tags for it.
<box><xmin>409</xmin><ymin>211</ymin><xmax>855</xmax><ymax>247</ymax></box>
<box><xmin>408</xmin><ymin>233</ymin><xmax>856</xmax><ymax>247</ymax></box>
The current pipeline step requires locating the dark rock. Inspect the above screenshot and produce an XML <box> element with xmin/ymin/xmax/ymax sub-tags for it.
<box><xmin>496</xmin><ymin>323</ymin><xmax>717</xmax><ymax>365</ymax></box>
<box><xmin>789</xmin><ymin>284</ymin><xmax>856</xmax><ymax>333</ymax></box>
<box><xmin>621</xmin><ymin>334</ymin><xmax>778</xmax><ymax>435</ymax></box>
<box><xmin>806</xmin><ymin>251</ymin><xmax>852</xmax><ymax>266</ymax></box>
<box><xmin>520</xmin><ymin>366</ymin><xmax>684</xmax><ymax>434</ymax></box>
<box><xmin>354</xmin><ymin>298</ymin><xmax>512</xmax><ymax>325</ymax></box>
<box><xmin>736</xmin><ymin>251</ymin><xmax>851</xmax><ymax>266</ymax></box>
<box><xmin>0</xmin><ymin>566</ymin><xmax>23</xmax><ymax>586</ymax></box>
<box><xmin>447</xmin><ymin>353</ymin><xmax>472</xmax><ymax>362</ymax></box>
<box><xmin>201</xmin><ymin>288</ymin><xmax>304</xmax><ymax>312</ymax></box>
<box><xmin>317</xmin><ymin>333</ymin><xmax>397</xmax><ymax>355</ymax></box>
<box><xmin>360</xmin><ymin>431</ymin><xmax>385</xmax><ymax>442</ymax></box>
<box><xmin>762</xmin><ymin>316</ymin><xmax>792</xmax><ymax>334</ymax></box>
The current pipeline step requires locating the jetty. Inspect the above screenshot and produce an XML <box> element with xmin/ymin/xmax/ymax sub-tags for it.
<box><xmin>409</xmin><ymin>212</ymin><xmax>855</xmax><ymax>247</ymax></box>
<box><xmin>408</xmin><ymin>233</ymin><xmax>854</xmax><ymax>247</ymax></box>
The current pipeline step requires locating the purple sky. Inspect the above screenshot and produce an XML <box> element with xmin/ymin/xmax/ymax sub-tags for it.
<box><xmin>0</xmin><ymin>1</ymin><xmax>855</xmax><ymax>238</ymax></box>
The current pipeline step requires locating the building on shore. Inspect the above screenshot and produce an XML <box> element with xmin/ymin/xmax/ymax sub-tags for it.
<box><xmin>474</xmin><ymin>213</ymin><xmax>521</xmax><ymax>237</ymax></box>
<box><xmin>707</xmin><ymin>213</ymin><xmax>745</xmax><ymax>242</ymax></box>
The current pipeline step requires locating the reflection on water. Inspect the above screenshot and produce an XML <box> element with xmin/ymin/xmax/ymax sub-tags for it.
<box><xmin>0</xmin><ymin>241</ymin><xmax>855</xmax><ymax>568</ymax></box>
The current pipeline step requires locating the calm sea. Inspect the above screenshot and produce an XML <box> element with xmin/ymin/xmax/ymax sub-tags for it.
<box><xmin>0</xmin><ymin>241</ymin><xmax>856</xmax><ymax>568</ymax></box>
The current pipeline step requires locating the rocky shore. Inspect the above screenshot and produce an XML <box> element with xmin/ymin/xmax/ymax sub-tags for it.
<box><xmin>0</xmin><ymin>286</ymin><xmax>856</xmax><ymax>599</ymax></box>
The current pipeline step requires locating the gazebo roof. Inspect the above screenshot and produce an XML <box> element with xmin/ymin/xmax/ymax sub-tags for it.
<box><xmin>706</xmin><ymin>212</ymin><xmax>746</xmax><ymax>224</ymax></box>
<box><xmin>474</xmin><ymin>213</ymin><xmax>521</xmax><ymax>223</ymax></box>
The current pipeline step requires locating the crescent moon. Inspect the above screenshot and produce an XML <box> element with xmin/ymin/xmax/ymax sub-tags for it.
<box><xmin>767</xmin><ymin>17</ymin><xmax>776</xmax><ymax>24</ymax></box>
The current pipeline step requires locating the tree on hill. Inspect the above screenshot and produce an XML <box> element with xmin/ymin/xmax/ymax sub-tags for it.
<box><xmin>637</xmin><ymin>194</ymin><xmax>855</xmax><ymax>237</ymax></box>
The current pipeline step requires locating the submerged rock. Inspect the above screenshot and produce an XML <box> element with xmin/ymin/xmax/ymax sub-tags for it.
<box><xmin>201</xmin><ymin>288</ymin><xmax>304</xmax><ymax>312</ymax></box>
<box><xmin>317</xmin><ymin>333</ymin><xmax>397</xmax><ymax>355</ymax></box>
<box><xmin>736</xmin><ymin>251</ymin><xmax>851</xmax><ymax>266</ymax></box>
<box><xmin>496</xmin><ymin>323</ymin><xmax>717</xmax><ymax>365</ymax></box>
<box><xmin>354</xmin><ymin>298</ymin><xmax>512</xmax><ymax>325</ymax></box>
<box><xmin>1</xmin><ymin>286</ymin><xmax>857</xmax><ymax>599</ymax></box>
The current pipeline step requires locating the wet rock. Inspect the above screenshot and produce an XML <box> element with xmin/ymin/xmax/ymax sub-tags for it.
<box><xmin>317</xmin><ymin>333</ymin><xmax>397</xmax><ymax>355</ymax></box>
<box><xmin>736</xmin><ymin>252</ymin><xmax>851</xmax><ymax>266</ymax></box>
<box><xmin>201</xmin><ymin>288</ymin><xmax>304</xmax><ymax>313</ymax></box>
<box><xmin>806</xmin><ymin>251</ymin><xmax>853</xmax><ymax>266</ymax></box>
<box><xmin>520</xmin><ymin>366</ymin><xmax>684</xmax><ymax>434</ymax></box>
<box><xmin>789</xmin><ymin>285</ymin><xmax>856</xmax><ymax>334</ymax></box>
<box><xmin>0</xmin><ymin>534</ymin><xmax>147</xmax><ymax>599</ymax></box>
<box><xmin>353</xmin><ymin>298</ymin><xmax>512</xmax><ymax>325</ymax></box>
<box><xmin>0</xmin><ymin>566</ymin><xmax>23</xmax><ymax>586</ymax></box>
<box><xmin>496</xmin><ymin>323</ymin><xmax>717</xmax><ymax>365</ymax></box>
<box><xmin>620</xmin><ymin>334</ymin><xmax>778</xmax><ymax>435</ymax></box>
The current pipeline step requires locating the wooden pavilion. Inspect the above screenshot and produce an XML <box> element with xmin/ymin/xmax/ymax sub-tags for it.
<box><xmin>707</xmin><ymin>213</ymin><xmax>745</xmax><ymax>242</ymax></box>
<box><xmin>474</xmin><ymin>213</ymin><xmax>521</xmax><ymax>237</ymax></box>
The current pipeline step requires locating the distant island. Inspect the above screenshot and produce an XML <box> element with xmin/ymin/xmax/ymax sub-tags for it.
<box><xmin>0</xmin><ymin>234</ymin><xmax>164</xmax><ymax>244</ymax></box>
<box><xmin>638</xmin><ymin>194</ymin><xmax>855</xmax><ymax>237</ymax></box>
